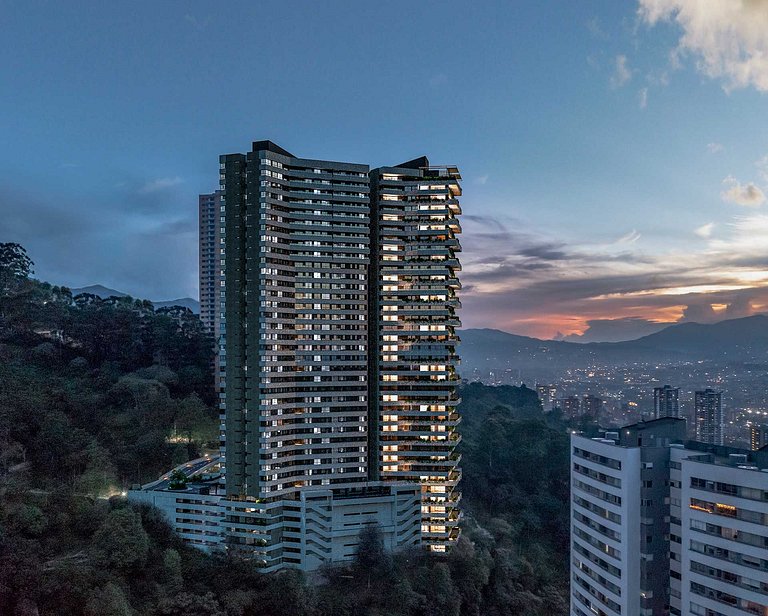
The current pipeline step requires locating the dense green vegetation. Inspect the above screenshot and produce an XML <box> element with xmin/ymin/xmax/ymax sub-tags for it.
<box><xmin>0</xmin><ymin>244</ymin><xmax>570</xmax><ymax>615</ymax></box>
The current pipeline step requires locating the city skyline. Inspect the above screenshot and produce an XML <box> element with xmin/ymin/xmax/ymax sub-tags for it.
<box><xmin>3</xmin><ymin>1</ymin><xmax>768</xmax><ymax>340</ymax></box>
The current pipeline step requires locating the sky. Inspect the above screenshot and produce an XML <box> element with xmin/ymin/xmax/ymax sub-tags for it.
<box><xmin>2</xmin><ymin>0</ymin><xmax>768</xmax><ymax>340</ymax></box>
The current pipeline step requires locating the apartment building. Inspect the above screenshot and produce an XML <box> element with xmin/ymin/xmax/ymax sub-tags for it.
<box><xmin>198</xmin><ymin>191</ymin><xmax>223</xmax><ymax>339</ymax></box>
<box><xmin>670</xmin><ymin>443</ymin><xmax>768</xmax><ymax>616</ymax></box>
<box><xmin>570</xmin><ymin>419</ymin><xmax>768</xmax><ymax>616</ymax></box>
<box><xmin>654</xmin><ymin>385</ymin><xmax>680</xmax><ymax>419</ymax></box>
<box><xmin>694</xmin><ymin>389</ymin><xmax>724</xmax><ymax>446</ymax></box>
<box><xmin>213</xmin><ymin>140</ymin><xmax>462</xmax><ymax>569</ymax></box>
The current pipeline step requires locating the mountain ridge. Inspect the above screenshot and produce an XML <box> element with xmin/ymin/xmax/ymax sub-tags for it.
<box><xmin>459</xmin><ymin>314</ymin><xmax>768</xmax><ymax>379</ymax></box>
<box><xmin>70</xmin><ymin>285</ymin><xmax>200</xmax><ymax>314</ymax></box>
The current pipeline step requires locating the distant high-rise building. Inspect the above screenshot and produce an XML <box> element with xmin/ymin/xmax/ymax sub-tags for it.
<box><xmin>536</xmin><ymin>384</ymin><xmax>557</xmax><ymax>411</ymax></box>
<box><xmin>653</xmin><ymin>384</ymin><xmax>679</xmax><ymax>419</ymax></box>
<box><xmin>581</xmin><ymin>394</ymin><xmax>603</xmax><ymax>419</ymax></box>
<box><xmin>694</xmin><ymin>388</ymin><xmax>723</xmax><ymax>445</ymax></box>
<box><xmin>560</xmin><ymin>395</ymin><xmax>581</xmax><ymax>418</ymax></box>
<box><xmin>199</xmin><ymin>191</ymin><xmax>223</xmax><ymax>340</ymax></box>
<box><xmin>751</xmin><ymin>423</ymin><xmax>768</xmax><ymax>450</ymax></box>
<box><xmin>570</xmin><ymin>419</ymin><xmax>768</xmax><ymax>616</ymax></box>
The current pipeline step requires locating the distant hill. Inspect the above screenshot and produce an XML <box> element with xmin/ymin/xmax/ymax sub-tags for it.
<box><xmin>620</xmin><ymin>314</ymin><xmax>768</xmax><ymax>357</ymax></box>
<box><xmin>152</xmin><ymin>297</ymin><xmax>200</xmax><ymax>313</ymax></box>
<box><xmin>71</xmin><ymin>285</ymin><xmax>200</xmax><ymax>314</ymax></box>
<box><xmin>71</xmin><ymin>284</ymin><xmax>129</xmax><ymax>298</ymax></box>
<box><xmin>460</xmin><ymin>314</ymin><xmax>768</xmax><ymax>379</ymax></box>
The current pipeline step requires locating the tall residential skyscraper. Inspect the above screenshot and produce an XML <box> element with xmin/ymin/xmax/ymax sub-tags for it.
<box><xmin>217</xmin><ymin>140</ymin><xmax>462</xmax><ymax>567</ymax></box>
<box><xmin>694</xmin><ymin>388</ymin><xmax>723</xmax><ymax>445</ymax></box>
<box><xmin>369</xmin><ymin>160</ymin><xmax>463</xmax><ymax>551</ymax></box>
<box><xmin>199</xmin><ymin>191</ymin><xmax>223</xmax><ymax>339</ymax></box>
<box><xmin>654</xmin><ymin>384</ymin><xmax>679</xmax><ymax>419</ymax></box>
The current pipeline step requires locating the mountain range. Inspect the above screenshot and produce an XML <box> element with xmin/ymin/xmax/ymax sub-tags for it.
<box><xmin>66</xmin><ymin>286</ymin><xmax>768</xmax><ymax>372</ymax></box>
<box><xmin>70</xmin><ymin>285</ymin><xmax>200</xmax><ymax>314</ymax></box>
<box><xmin>460</xmin><ymin>314</ymin><xmax>768</xmax><ymax>378</ymax></box>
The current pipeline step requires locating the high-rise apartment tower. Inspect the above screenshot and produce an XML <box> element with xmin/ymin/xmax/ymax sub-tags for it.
<box><xmin>217</xmin><ymin>141</ymin><xmax>462</xmax><ymax>568</ymax></box>
<box><xmin>654</xmin><ymin>385</ymin><xmax>679</xmax><ymax>419</ymax></box>
<box><xmin>694</xmin><ymin>388</ymin><xmax>723</xmax><ymax>445</ymax></box>
<box><xmin>199</xmin><ymin>191</ymin><xmax>223</xmax><ymax>339</ymax></box>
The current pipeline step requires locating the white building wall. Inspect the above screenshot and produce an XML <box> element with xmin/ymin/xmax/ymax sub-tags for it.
<box><xmin>571</xmin><ymin>435</ymin><xmax>642</xmax><ymax>616</ymax></box>
<box><xmin>129</xmin><ymin>489</ymin><xmax>224</xmax><ymax>551</ymax></box>
<box><xmin>678</xmin><ymin>457</ymin><xmax>768</xmax><ymax>616</ymax></box>
<box><xmin>669</xmin><ymin>446</ymin><xmax>685</xmax><ymax>615</ymax></box>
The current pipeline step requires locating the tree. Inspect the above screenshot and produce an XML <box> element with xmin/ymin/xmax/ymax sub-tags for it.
<box><xmin>0</xmin><ymin>243</ymin><xmax>33</xmax><ymax>288</ymax></box>
<box><xmin>175</xmin><ymin>393</ymin><xmax>216</xmax><ymax>445</ymax></box>
<box><xmin>155</xmin><ymin>592</ymin><xmax>227</xmax><ymax>616</ymax></box>
<box><xmin>354</xmin><ymin>523</ymin><xmax>386</xmax><ymax>573</ymax></box>
<box><xmin>76</xmin><ymin>441</ymin><xmax>119</xmax><ymax>497</ymax></box>
<box><xmin>0</xmin><ymin>243</ymin><xmax>35</xmax><ymax>327</ymax></box>
<box><xmin>4</xmin><ymin>503</ymin><xmax>47</xmax><ymax>538</ymax></box>
<box><xmin>84</xmin><ymin>582</ymin><xmax>132</xmax><ymax>616</ymax></box>
<box><xmin>167</xmin><ymin>469</ymin><xmax>187</xmax><ymax>490</ymax></box>
<box><xmin>91</xmin><ymin>507</ymin><xmax>149</xmax><ymax>570</ymax></box>
<box><xmin>162</xmin><ymin>548</ymin><xmax>183</xmax><ymax>592</ymax></box>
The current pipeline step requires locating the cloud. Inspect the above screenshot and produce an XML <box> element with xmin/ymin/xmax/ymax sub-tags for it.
<box><xmin>720</xmin><ymin>176</ymin><xmax>766</xmax><ymax>207</ymax></box>
<box><xmin>140</xmin><ymin>176</ymin><xmax>183</xmax><ymax>194</ymax></box>
<box><xmin>616</xmin><ymin>229</ymin><xmax>641</xmax><ymax>244</ymax></box>
<box><xmin>638</xmin><ymin>87</ymin><xmax>648</xmax><ymax>108</ymax></box>
<box><xmin>476</xmin><ymin>174</ymin><xmax>489</xmax><ymax>185</ymax></box>
<box><xmin>459</xmin><ymin>211</ymin><xmax>768</xmax><ymax>338</ymax></box>
<box><xmin>694</xmin><ymin>222</ymin><xmax>715</xmax><ymax>238</ymax></box>
<box><xmin>610</xmin><ymin>55</ymin><xmax>632</xmax><ymax>88</ymax></box>
<box><xmin>707</xmin><ymin>142</ymin><xmax>723</xmax><ymax>154</ymax></box>
<box><xmin>586</xmin><ymin>16</ymin><xmax>610</xmax><ymax>40</ymax></box>
<box><xmin>679</xmin><ymin>294</ymin><xmax>756</xmax><ymax>323</ymax></box>
<box><xmin>756</xmin><ymin>155</ymin><xmax>768</xmax><ymax>182</ymax></box>
<box><xmin>638</xmin><ymin>0</ymin><xmax>768</xmax><ymax>92</ymax></box>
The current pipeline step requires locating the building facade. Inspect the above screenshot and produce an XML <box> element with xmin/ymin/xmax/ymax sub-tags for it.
<box><xmin>694</xmin><ymin>389</ymin><xmax>723</xmax><ymax>445</ymax></box>
<box><xmin>369</xmin><ymin>160</ymin><xmax>463</xmax><ymax>552</ymax></box>
<box><xmin>654</xmin><ymin>385</ymin><xmax>680</xmax><ymax>419</ymax></box>
<box><xmin>570</xmin><ymin>420</ymin><xmax>768</xmax><ymax>616</ymax></box>
<box><xmin>213</xmin><ymin>140</ymin><xmax>462</xmax><ymax>568</ymax></box>
<box><xmin>537</xmin><ymin>384</ymin><xmax>558</xmax><ymax>411</ymax></box>
<box><xmin>669</xmin><ymin>444</ymin><xmax>768</xmax><ymax>616</ymax></box>
<box><xmin>582</xmin><ymin>394</ymin><xmax>604</xmax><ymax>420</ymax></box>
<box><xmin>570</xmin><ymin>418</ymin><xmax>685</xmax><ymax>616</ymax></box>
<box><xmin>560</xmin><ymin>395</ymin><xmax>582</xmax><ymax>418</ymax></box>
<box><xmin>199</xmin><ymin>191</ymin><xmax>223</xmax><ymax>339</ymax></box>
<box><xmin>750</xmin><ymin>424</ymin><xmax>768</xmax><ymax>451</ymax></box>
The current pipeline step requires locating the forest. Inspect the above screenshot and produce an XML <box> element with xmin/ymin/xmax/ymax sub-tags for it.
<box><xmin>0</xmin><ymin>243</ymin><xmax>571</xmax><ymax>615</ymax></box>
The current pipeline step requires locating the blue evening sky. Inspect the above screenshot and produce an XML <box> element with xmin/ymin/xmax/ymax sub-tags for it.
<box><xmin>2</xmin><ymin>1</ymin><xmax>767</xmax><ymax>338</ymax></box>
